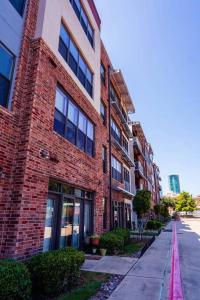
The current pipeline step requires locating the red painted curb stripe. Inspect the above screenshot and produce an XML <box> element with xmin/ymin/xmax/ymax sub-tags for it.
<box><xmin>169</xmin><ymin>223</ymin><xmax>184</xmax><ymax>300</ymax></box>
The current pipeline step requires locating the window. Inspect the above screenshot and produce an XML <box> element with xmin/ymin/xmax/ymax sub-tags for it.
<box><xmin>111</xmin><ymin>118</ymin><xmax>121</xmax><ymax>143</ymax></box>
<box><xmin>100</xmin><ymin>101</ymin><xmax>106</xmax><ymax>124</ymax></box>
<box><xmin>54</xmin><ymin>87</ymin><xmax>94</xmax><ymax>157</ymax></box>
<box><xmin>44</xmin><ymin>180</ymin><xmax>93</xmax><ymax>251</ymax></box>
<box><xmin>9</xmin><ymin>0</ymin><xmax>25</xmax><ymax>16</ymax></box>
<box><xmin>124</xmin><ymin>167</ymin><xmax>130</xmax><ymax>192</ymax></box>
<box><xmin>121</xmin><ymin>106</ymin><xmax>128</xmax><ymax>121</ymax></box>
<box><xmin>0</xmin><ymin>43</ymin><xmax>15</xmax><ymax>108</ymax></box>
<box><xmin>125</xmin><ymin>204</ymin><xmax>132</xmax><ymax>229</ymax></box>
<box><xmin>102</xmin><ymin>197</ymin><xmax>107</xmax><ymax>229</ymax></box>
<box><xmin>100</xmin><ymin>62</ymin><xmax>106</xmax><ymax>84</ymax></box>
<box><xmin>113</xmin><ymin>201</ymin><xmax>124</xmax><ymax>228</ymax></box>
<box><xmin>111</xmin><ymin>156</ymin><xmax>122</xmax><ymax>181</ymax></box>
<box><xmin>69</xmin><ymin>0</ymin><xmax>94</xmax><ymax>47</ymax></box>
<box><xmin>110</xmin><ymin>84</ymin><xmax>120</xmax><ymax>107</ymax></box>
<box><xmin>59</xmin><ymin>23</ymin><xmax>93</xmax><ymax>97</ymax></box>
<box><xmin>122</xmin><ymin>136</ymin><xmax>128</xmax><ymax>153</ymax></box>
<box><xmin>102</xmin><ymin>146</ymin><xmax>107</xmax><ymax>173</ymax></box>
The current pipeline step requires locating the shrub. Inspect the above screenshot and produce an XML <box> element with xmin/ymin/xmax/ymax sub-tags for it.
<box><xmin>112</xmin><ymin>228</ymin><xmax>130</xmax><ymax>245</ymax></box>
<box><xmin>145</xmin><ymin>220</ymin><xmax>162</xmax><ymax>230</ymax></box>
<box><xmin>26</xmin><ymin>247</ymin><xmax>85</xmax><ymax>297</ymax></box>
<box><xmin>0</xmin><ymin>259</ymin><xmax>31</xmax><ymax>300</ymax></box>
<box><xmin>100</xmin><ymin>232</ymin><xmax>124</xmax><ymax>254</ymax></box>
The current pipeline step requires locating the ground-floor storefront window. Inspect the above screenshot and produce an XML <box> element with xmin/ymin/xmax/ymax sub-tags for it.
<box><xmin>43</xmin><ymin>180</ymin><xmax>93</xmax><ymax>252</ymax></box>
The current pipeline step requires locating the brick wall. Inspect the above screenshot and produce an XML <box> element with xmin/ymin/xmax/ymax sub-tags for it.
<box><xmin>100</xmin><ymin>42</ymin><xmax>133</xmax><ymax>230</ymax></box>
<box><xmin>0</xmin><ymin>0</ymin><xmax>41</xmax><ymax>258</ymax></box>
<box><xmin>0</xmin><ymin>0</ymin><xmax>105</xmax><ymax>259</ymax></box>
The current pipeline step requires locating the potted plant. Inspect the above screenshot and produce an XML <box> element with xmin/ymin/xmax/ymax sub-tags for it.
<box><xmin>100</xmin><ymin>248</ymin><xmax>107</xmax><ymax>256</ymax></box>
<box><xmin>90</xmin><ymin>234</ymin><xmax>100</xmax><ymax>247</ymax></box>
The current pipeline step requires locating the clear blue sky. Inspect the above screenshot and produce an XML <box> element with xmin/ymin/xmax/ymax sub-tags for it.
<box><xmin>95</xmin><ymin>0</ymin><xmax>200</xmax><ymax>196</ymax></box>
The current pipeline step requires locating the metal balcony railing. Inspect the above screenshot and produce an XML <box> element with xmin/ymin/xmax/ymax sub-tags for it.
<box><xmin>135</xmin><ymin>161</ymin><xmax>147</xmax><ymax>181</ymax></box>
<box><xmin>110</xmin><ymin>93</ymin><xmax>132</xmax><ymax>138</ymax></box>
<box><xmin>111</xmin><ymin>136</ymin><xmax>135</xmax><ymax>167</ymax></box>
<box><xmin>133</xmin><ymin>137</ymin><xmax>145</xmax><ymax>159</ymax></box>
<box><xmin>135</xmin><ymin>161</ymin><xmax>144</xmax><ymax>174</ymax></box>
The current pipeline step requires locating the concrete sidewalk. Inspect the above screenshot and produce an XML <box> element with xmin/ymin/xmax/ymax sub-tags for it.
<box><xmin>109</xmin><ymin>222</ymin><xmax>173</xmax><ymax>300</ymax></box>
<box><xmin>82</xmin><ymin>255</ymin><xmax>138</xmax><ymax>275</ymax></box>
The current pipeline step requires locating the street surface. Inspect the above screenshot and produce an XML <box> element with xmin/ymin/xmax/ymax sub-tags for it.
<box><xmin>178</xmin><ymin>219</ymin><xmax>200</xmax><ymax>300</ymax></box>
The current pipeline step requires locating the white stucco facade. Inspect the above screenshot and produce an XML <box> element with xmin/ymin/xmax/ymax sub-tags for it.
<box><xmin>35</xmin><ymin>0</ymin><xmax>101</xmax><ymax>113</ymax></box>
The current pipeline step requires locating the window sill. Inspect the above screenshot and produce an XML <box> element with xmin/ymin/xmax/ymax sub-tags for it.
<box><xmin>53</xmin><ymin>131</ymin><xmax>96</xmax><ymax>160</ymax></box>
<box><xmin>0</xmin><ymin>104</ymin><xmax>14</xmax><ymax>117</ymax></box>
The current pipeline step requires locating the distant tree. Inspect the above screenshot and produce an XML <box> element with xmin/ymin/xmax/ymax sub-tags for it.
<box><xmin>160</xmin><ymin>205</ymin><xmax>169</xmax><ymax>218</ymax></box>
<box><xmin>154</xmin><ymin>203</ymin><xmax>169</xmax><ymax>220</ymax></box>
<box><xmin>133</xmin><ymin>190</ymin><xmax>151</xmax><ymax>219</ymax></box>
<box><xmin>175</xmin><ymin>192</ymin><xmax>197</xmax><ymax>214</ymax></box>
<box><xmin>161</xmin><ymin>197</ymin><xmax>176</xmax><ymax>209</ymax></box>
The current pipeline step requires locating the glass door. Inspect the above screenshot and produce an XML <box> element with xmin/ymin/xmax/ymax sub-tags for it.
<box><xmin>60</xmin><ymin>197</ymin><xmax>74</xmax><ymax>248</ymax></box>
<box><xmin>43</xmin><ymin>197</ymin><xmax>55</xmax><ymax>252</ymax></box>
<box><xmin>44</xmin><ymin>190</ymin><xmax>93</xmax><ymax>251</ymax></box>
<box><xmin>72</xmin><ymin>200</ymin><xmax>81</xmax><ymax>248</ymax></box>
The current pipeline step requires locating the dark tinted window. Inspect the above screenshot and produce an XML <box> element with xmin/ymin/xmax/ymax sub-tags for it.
<box><xmin>111</xmin><ymin>118</ymin><xmax>121</xmax><ymax>143</ymax></box>
<box><xmin>69</xmin><ymin>0</ymin><xmax>94</xmax><ymax>47</ymax></box>
<box><xmin>100</xmin><ymin>101</ymin><xmax>106</xmax><ymax>124</ymax></box>
<box><xmin>54</xmin><ymin>87</ymin><xmax>94</xmax><ymax>157</ymax></box>
<box><xmin>0</xmin><ymin>44</ymin><xmax>14</xmax><ymax>108</ymax></box>
<box><xmin>100</xmin><ymin>62</ymin><xmax>106</xmax><ymax>84</ymax></box>
<box><xmin>102</xmin><ymin>146</ymin><xmax>107</xmax><ymax>173</ymax></box>
<box><xmin>9</xmin><ymin>0</ymin><xmax>25</xmax><ymax>16</ymax></box>
<box><xmin>59</xmin><ymin>23</ymin><xmax>93</xmax><ymax>98</ymax></box>
<box><xmin>111</xmin><ymin>156</ymin><xmax>122</xmax><ymax>181</ymax></box>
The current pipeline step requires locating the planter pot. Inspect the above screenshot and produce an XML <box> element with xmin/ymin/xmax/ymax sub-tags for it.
<box><xmin>90</xmin><ymin>238</ymin><xmax>100</xmax><ymax>247</ymax></box>
<box><xmin>92</xmin><ymin>248</ymin><xmax>97</xmax><ymax>254</ymax></box>
<box><xmin>100</xmin><ymin>249</ymin><xmax>107</xmax><ymax>256</ymax></box>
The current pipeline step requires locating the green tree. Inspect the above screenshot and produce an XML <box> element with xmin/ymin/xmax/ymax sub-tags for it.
<box><xmin>133</xmin><ymin>190</ymin><xmax>151</xmax><ymax>218</ymax></box>
<box><xmin>160</xmin><ymin>205</ymin><xmax>169</xmax><ymax>218</ymax></box>
<box><xmin>154</xmin><ymin>204</ymin><xmax>161</xmax><ymax>216</ymax></box>
<box><xmin>175</xmin><ymin>192</ymin><xmax>197</xmax><ymax>214</ymax></box>
<box><xmin>161</xmin><ymin>197</ymin><xmax>175</xmax><ymax>209</ymax></box>
<box><xmin>154</xmin><ymin>203</ymin><xmax>169</xmax><ymax>220</ymax></box>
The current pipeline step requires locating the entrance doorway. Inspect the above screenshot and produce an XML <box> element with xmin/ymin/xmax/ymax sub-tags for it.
<box><xmin>43</xmin><ymin>182</ymin><xmax>93</xmax><ymax>252</ymax></box>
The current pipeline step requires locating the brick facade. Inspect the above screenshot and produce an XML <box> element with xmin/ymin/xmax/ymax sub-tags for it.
<box><xmin>100</xmin><ymin>42</ymin><xmax>134</xmax><ymax>230</ymax></box>
<box><xmin>0</xmin><ymin>0</ymin><xmax>105</xmax><ymax>259</ymax></box>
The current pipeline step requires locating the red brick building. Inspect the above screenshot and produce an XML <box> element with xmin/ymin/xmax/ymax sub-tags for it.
<box><xmin>0</xmin><ymin>0</ymin><xmax>161</xmax><ymax>259</ymax></box>
<box><xmin>132</xmin><ymin>122</ymin><xmax>161</xmax><ymax>211</ymax></box>
<box><xmin>100</xmin><ymin>42</ymin><xmax>135</xmax><ymax>230</ymax></box>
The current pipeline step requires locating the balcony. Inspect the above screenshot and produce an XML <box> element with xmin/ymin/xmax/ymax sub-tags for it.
<box><xmin>135</xmin><ymin>161</ymin><xmax>147</xmax><ymax>181</ymax></box>
<box><xmin>110</xmin><ymin>93</ymin><xmax>133</xmax><ymax>138</ymax></box>
<box><xmin>147</xmin><ymin>175</ymin><xmax>153</xmax><ymax>185</ymax></box>
<box><xmin>133</xmin><ymin>137</ymin><xmax>145</xmax><ymax>159</ymax></box>
<box><xmin>112</xmin><ymin>184</ymin><xmax>135</xmax><ymax>197</ymax></box>
<box><xmin>111</xmin><ymin>136</ymin><xmax>135</xmax><ymax>167</ymax></box>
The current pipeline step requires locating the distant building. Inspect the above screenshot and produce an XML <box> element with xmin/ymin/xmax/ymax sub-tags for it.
<box><xmin>194</xmin><ymin>195</ymin><xmax>200</xmax><ymax>209</ymax></box>
<box><xmin>168</xmin><ymin>175</ymin><xmax>180</xmax><ymax>194</ymax></box>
